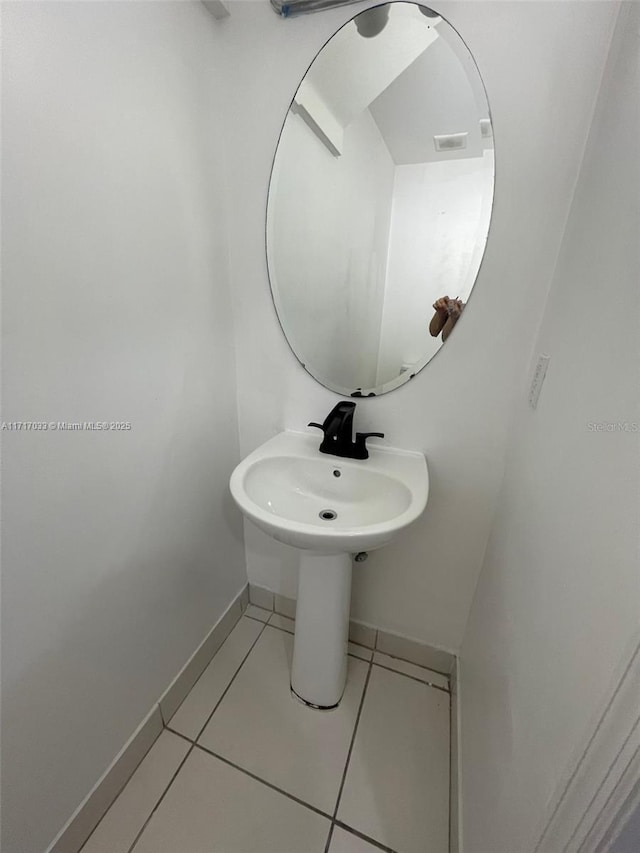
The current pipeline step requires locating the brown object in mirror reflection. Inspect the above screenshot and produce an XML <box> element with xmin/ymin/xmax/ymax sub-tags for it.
<box><xmin>429</xmin><ymin>296</ymin><xmax>465</xmax><ymax>342</ymax></box>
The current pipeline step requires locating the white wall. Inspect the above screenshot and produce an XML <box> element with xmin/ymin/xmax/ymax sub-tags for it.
<box><xmin>268</xmin><ymin>106</ymin><xmax>395</xmax><ymax>391</ymax></box>
<box><xmin>376</xmin><ymin>152</ymin><xmax>493</xmax><ymax>382</ymax></box>
<box><xmin>222</xmin><ymin>0</ymin><xmax>619</xmax><ymax>652</ymax></box>
<box><xmin>459</xmin><ymin>4</ymin><xmax>639</xmax><ymax>850</ymax></box>
<box><xmin>1</xmin><ymin>3</ymin><xmax>246</xmax><ymax>851</ymax></box>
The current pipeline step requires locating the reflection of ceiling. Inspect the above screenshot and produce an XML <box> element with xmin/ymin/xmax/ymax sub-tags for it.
<box><xmin>370</xmin><ymin>37</ymin><xmax>486</xmax><ymax>164</ymax></box>
<box><xmin>294</xmin><ymin>1</ymin><xmax>492</xmax><ymax>163</ymax></box>
<box><xmin>295</xmin><ymin>3</ymin><xmax>437</xmax><ymax>154</ymax></box>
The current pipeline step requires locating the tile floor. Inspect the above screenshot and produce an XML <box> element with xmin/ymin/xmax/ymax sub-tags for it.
<box><xmin>82</xmin><ymin>608</ymin><xmax>451</xmax><ymax>853</ymax></box>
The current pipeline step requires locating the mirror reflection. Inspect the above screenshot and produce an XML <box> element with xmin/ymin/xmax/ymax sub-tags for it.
<box><xmin>267</xmin><ymin>2</ymin><xmax>494</xmax><ymax>396</ymax></box>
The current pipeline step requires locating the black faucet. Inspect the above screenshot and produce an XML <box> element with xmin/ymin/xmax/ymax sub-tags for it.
<box><xmin>308</xmin><ymin>401</ymin><xmax>384</xmax><ymax>460</ymax></box>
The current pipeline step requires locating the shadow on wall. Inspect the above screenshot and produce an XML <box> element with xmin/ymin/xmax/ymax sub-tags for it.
<box><xmin>1</xmin><ymin>483</ymin><xmax>244</xmax><ymax>853</ymax></box>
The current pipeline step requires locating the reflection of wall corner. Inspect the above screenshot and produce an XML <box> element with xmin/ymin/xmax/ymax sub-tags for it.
<box><xmin>291</xmin><ymin>101</ymin><xmax>342</xmax><ymax>157</ymax></box>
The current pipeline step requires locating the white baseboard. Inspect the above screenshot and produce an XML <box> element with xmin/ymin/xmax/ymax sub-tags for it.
<box><xmin>47</xmin><ymin>706</ymin><xmax>163</xmax><ymax>853</ymax></box>
<box><xmin>47</xmin><ymin>583</ymin><xmax>249</xmax><ymax>853</ymax></box>
<box><xmin>249</xmin><ymin>583</ymin><xmax>456</xmax><ymax>674</ymax></box>
<box><xmin>159</xmin><ymin>586</ymin><xmax>246</xmax><ymax>723</ymax></box>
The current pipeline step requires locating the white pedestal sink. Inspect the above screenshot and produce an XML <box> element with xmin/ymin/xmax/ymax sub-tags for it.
<box><xmin>230</xmin><ymin>431</ymin><xmax>429</xmax><ymax>709</ymax></box>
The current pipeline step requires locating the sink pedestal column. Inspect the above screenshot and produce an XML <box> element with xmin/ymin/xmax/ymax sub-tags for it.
<box><xmin>291</xmin><ymin>551</ymin><xmax>352</xmax><ymax>709</ymax></box>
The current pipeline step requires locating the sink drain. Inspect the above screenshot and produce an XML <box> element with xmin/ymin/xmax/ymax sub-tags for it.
<box><xmin>319</xmin><ymin>509</ymin><xmax>337</xmax><ymax>521</ymax></box>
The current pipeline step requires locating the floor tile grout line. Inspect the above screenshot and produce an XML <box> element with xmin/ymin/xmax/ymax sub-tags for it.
<box><xmin>124</xmin><ymin>620</ymin><xmax>271</xmax><ymax>853</ymax></box>
<box><xmin>333</xmin><ymin>819</ymin><xmax>398</xmax><ymax>853</ymax></box>
<box><xmin>79</xmin><ymin>614</ymin><xmax>250</xmax><ymax>853</ymax></box>
<box><xmin>119</xmin><ymin>731</ymin><xmax>398</xmax><ymax>853</ymax></box>
<box><xmin>164</xmin><ymin>726</ymin><xmax>337</xmax><ymax>825</ymax></box>
<box><xmin>77</xmin><ymin>732</ymin><xmax>165</xmax><ymax>853</ymax></box>
<box><xmin>373</xmin><ymin>650</ymin><xmax>452</xmax><ymax>680</ymax></box>
<box><xmin>324</xmin><ymin>823</ymin><xmax>336</xmax><ymax>853</ymax></box>
<box><xmin>125</xmin><ymin>743</ymin><xmax>195</xmax><ymax>853</ymax></box>
<box><xmin>244</xmin><ymin>612</ymin><xmax>270</xmax><ymax>625</ymax></box>
<box><xmin>168</xmin><ymin>682</ymin><xmax>397</xmax><ymax>853</ymax></box>
<box><xmin>371</xmin><ymin>661</ymin><xmax>450</xmax><ymax>693</ymax></box>
<box><xmin>167</xmin><ymin>723</ymin><xmax>398</xmax><ymax>853</ymax></box>
<box><xmin>165</xmin><ymin>725</ymin><xmax>193</xmax><ymax>745</ymax></box>
<box><xmin>330</xmin><ymin>657</ymin><xmax>374</xmax><ymax>826</ymax></box>
<box><xmin>349</xmin><ymin>640</ymin><xmax>374</xmax><ymax>651</ymax></box>
<box><xmin>160</xmin><ymin>606</ymin><xmax>247</xmax><ymax>726</ymax></box>
<box><xmin>190</xmin><ymin>619</ymin><xmax>269</xmax><ymax>743</ymax></box>
<box><xmin>267</xmin><ymin>614</ymin><xmax>295</xmax><ymax>634</ymax></box>
<box><xmin>194</xmin><ymin>741</ymin><xmax>335</xmax><ymax>823</ymax></box>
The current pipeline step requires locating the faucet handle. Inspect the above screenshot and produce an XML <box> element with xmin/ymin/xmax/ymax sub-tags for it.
<box><xmin>308</xmin><ymin>422</ymin><xmax>324</xmax><ymax>431</ymax></box>
<box><xmin>354</xmin><ymin>431</ymin><xmax>385</xmax><ymax>460</ymax></box>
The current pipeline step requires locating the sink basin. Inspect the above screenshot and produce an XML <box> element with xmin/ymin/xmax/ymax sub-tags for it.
<box><xmin>230</xmin><ymin>430</ymin><xmax>429</xmax><ymax>554</ymax></box>
<box><xmin>229</xmin><ymin>428</ymin><xmax>429</xmax><ymax>709</ymax></box>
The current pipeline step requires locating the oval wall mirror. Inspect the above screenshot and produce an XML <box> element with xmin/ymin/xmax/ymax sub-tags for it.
<box><xmin>266</xmin><ymin>2</ymin><xmax>494</xmax><ymax>396</ymax></box>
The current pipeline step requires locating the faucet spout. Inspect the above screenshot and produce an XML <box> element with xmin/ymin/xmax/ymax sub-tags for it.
<box><xmin>323</xmin><ymin>401</ymin><xmax>355</xmax><ymax>443</ymax></box>
<box><xmin>308</xmin><ymin>401</ymin><xmax>383</xmax><ymax>459</ymax></box>
<box><xmin>308</xmin><ymin>401</ymin><xmax>355</xmax><ymax>455</ymax></box>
